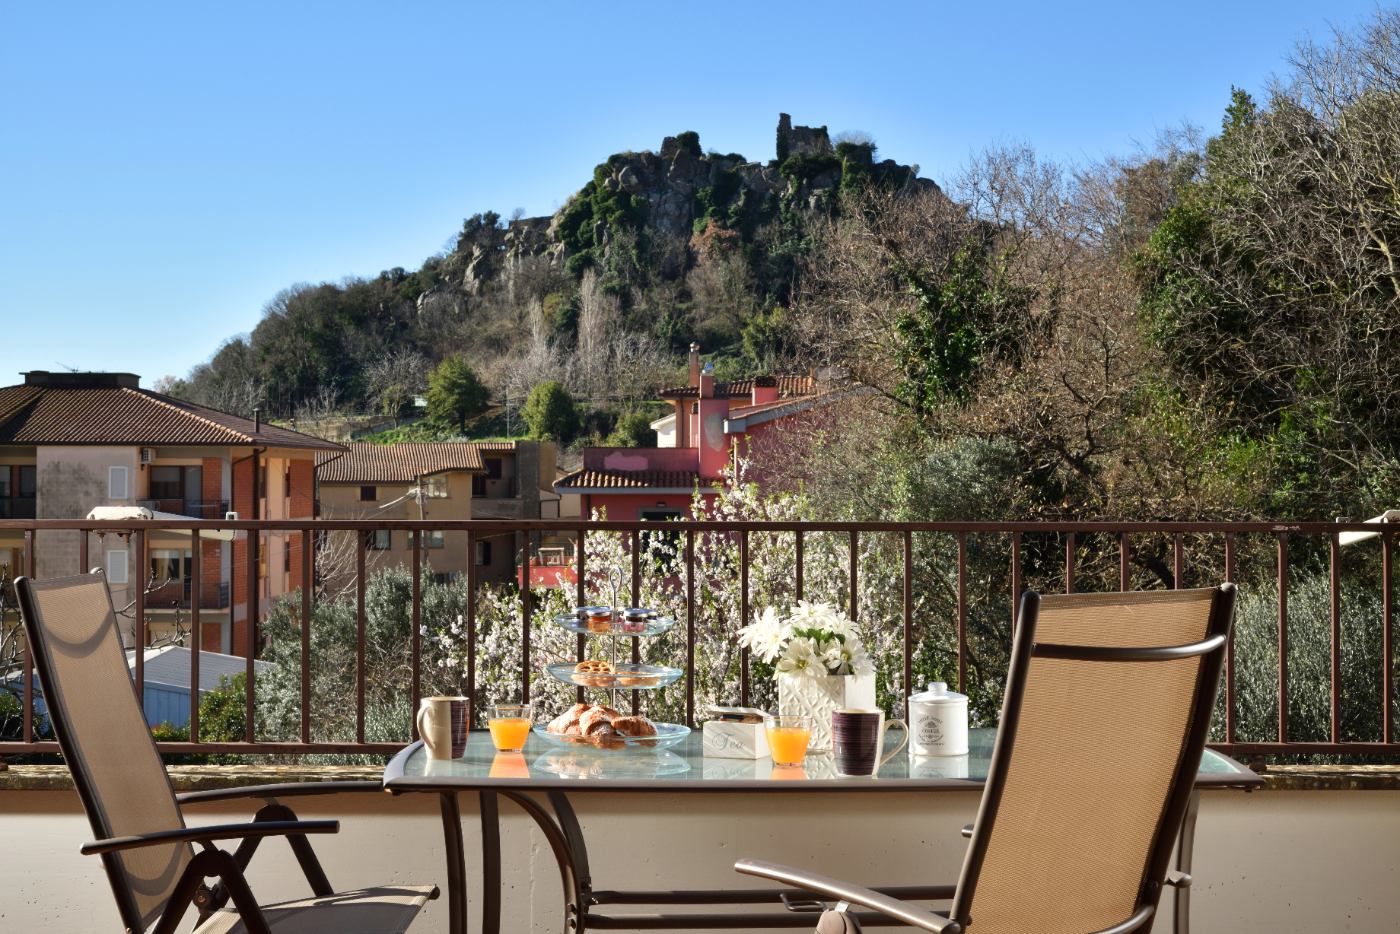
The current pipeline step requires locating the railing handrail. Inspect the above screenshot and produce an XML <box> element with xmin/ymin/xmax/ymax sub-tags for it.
<box><xmin>1</xmin><ymin>515</ymin><xmax>1394</xmax><ymax>760</ymax></box>
<box><xmin>0</xmin><ymin>518</ymin><xmax>1384</xmax><ymax>533</ymax></box>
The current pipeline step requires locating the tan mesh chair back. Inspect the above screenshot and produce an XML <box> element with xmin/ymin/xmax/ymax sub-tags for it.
<box><xmin>17</xmin><ymin>572</ymin><xmax>192</xmax><ymax>932</ymax></box>
<box><xmin>950</xmin><ymin>586</ymin><xmax>1234</xmax><ymax>934</ymax></box>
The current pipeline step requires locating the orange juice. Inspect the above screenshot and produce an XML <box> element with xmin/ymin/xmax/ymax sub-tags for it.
<box><xmin>766</xmin><ymin>724</ymin><xmax>811</xmax><ymax>766</ymax></box>
<box><xmin>489</xmin><ymin>717</ymin><xmax>532</xmax><ymax>752</ymax></box>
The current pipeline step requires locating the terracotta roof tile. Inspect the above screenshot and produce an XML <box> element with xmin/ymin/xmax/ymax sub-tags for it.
<box><xmin>0</xmin><ymin>383</ymin><xmax>341</xmax><ymax>450</ymax></box>
<box><xmin>554</xmin><ymin>468</ymin><xmax>702</xmax><ymax>492</ymax></box>
<box><xmin>658</xmin><ymin>375</ymin><xmax>815</xmax><ymax>400</ymax></box>
<box><xmin>317</xmin><ymin>443</ymin><xmax>486</xmax><ymax>484</ymax></box>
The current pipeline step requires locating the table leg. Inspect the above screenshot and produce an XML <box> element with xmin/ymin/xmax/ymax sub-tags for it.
<box><xmin>480</xmin><ymin>791</ymin><xmax>501</xmax><ymax>934</ymax></box>
<box><xmin>439</xmin><ymin>791</ymin><xmax>467</xmax><ymax>934</ymax></box>
<box><xmin>1173</xmin><ymin>789</ymin><xmax>1200</xmax><ymax>934</ymax></box>
<box><xmin>497</xmin><ymin>790</ymin><xmax>589</xmax><ymax>931</ymax></box>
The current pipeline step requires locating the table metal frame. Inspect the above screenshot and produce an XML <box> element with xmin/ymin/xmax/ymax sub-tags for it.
<box><xmin>384</xmin><ymin>740</ymin><xmax>1260</xmax><ymax>934</ymax></box>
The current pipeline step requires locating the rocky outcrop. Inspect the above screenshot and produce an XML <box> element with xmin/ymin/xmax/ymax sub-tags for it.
<box><xmin>453</xmin><ymin>113</ymin><xmax>937</xmax><ymax>292</ymax></box>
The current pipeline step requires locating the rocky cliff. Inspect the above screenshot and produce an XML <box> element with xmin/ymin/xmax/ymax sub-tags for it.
<box><xmin>452</xmin><ymin>113</ymin><xmax>939</xmax><ymax>293</ymax></box>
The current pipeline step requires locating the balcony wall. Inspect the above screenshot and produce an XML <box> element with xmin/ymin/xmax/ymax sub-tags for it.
<box><xmin>1</xmin><ymin>776</ymin><xmax>1397</xmax><ymax>932</ymax></box>
<box><xmin>583</xmin><ymin>446</ymin><xmax>699</xmax><ymax>472</ymax></box>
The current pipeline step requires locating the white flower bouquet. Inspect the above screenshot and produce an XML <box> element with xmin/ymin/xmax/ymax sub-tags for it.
<box><xmin>737</xmin><ymin>600</ymin><xmax>875</xmax><ymax>678</ymax></box>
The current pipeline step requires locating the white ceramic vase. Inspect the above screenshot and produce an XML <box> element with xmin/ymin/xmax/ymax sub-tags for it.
<box><xmin>777</xmin><ymin>671</ymin><xmax>877</xmax><ymax>753</ymax></box>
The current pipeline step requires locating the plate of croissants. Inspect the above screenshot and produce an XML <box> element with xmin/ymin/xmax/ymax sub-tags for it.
<box><xmin>535</xmin><ymin>702</ymin><xmax>691</xmax><ymax>751</ymax></box>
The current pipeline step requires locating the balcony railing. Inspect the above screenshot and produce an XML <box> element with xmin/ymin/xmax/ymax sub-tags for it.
<box><xmin>144</xmin><ymin>579</ymin><xmax>232</xmax><ymax>610</ymax></box>
<box><xmin>139</xmin><ymin>499</ymin><xmax>230</xmax><ymax>520</ymax></box>
<box><xmin>0</xmin><ymin>517</ymin><xmax>1396</xmax><ymax>759</ymax></box>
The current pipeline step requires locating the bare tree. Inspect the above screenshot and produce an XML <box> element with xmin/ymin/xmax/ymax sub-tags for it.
<box><xmin>293</xmin><ymin>384</ymin><xmax>340</xmax><ymax>425</ymax></box>
<box><xmin>576</xmin><ymin>269</ymin><xmax>620</xmax><ymax>400</ymax></box>
<box><xmin>364</xmin><ymin>349</ymin><xmax>429</xmax><ymax>418</ymax></box>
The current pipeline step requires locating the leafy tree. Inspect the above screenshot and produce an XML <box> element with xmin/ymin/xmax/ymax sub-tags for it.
<box><xmin>1134</xmin><ymin>26</ymin><xmax>1400</xmax><ymax>518</ymax></box>
<box><xmin>425</xmin><ymin>357</ymin><xmax>489</xmax><ymax>431</ymax></box>
<box><xmin>740</xmin><ymin>306</ymin><xmax>793</xmax><ymax>370</ymax></box>
<box><xmin>522</xmin><ymin>380</ymin><xmax>580</xmax><ymax>442</ymax></box>
<box><xmin>891</xmin><ymin>236</ymin><xmax>1034</xmax><ymax>414</ymax></box>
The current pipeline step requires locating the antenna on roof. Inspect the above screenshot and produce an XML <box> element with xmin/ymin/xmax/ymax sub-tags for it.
<box><xmin>54</xmin><ymin>361</ymin><xmax>80</xmax><ymax>372</ymax></box>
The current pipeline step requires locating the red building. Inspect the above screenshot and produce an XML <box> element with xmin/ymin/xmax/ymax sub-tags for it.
<box><xmin>555</xmin><ymin>346</ymin><xmax>852</xmax><ymax>519</ymax></box>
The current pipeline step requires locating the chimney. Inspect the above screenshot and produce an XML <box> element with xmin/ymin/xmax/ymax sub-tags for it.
<box><xmin>688</xmin><ymin>343</ymin><xmax>701</xmax><ymax>387</ymax></box>
<box><xmin>253</xmin><ymin>406</ymin><xmax>262</xmax><ymax>434</ymax></box>
<box><xmin>752</xmin><ymin>376</ymin><xmax>779</xmax><ymax>406</ymax></box>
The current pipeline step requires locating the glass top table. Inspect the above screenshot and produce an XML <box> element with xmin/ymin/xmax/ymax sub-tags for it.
<box><xmin>383</xmin><ymin>729</ymin><xmax>1260</xmax><ymax>934</ymax></box>
<box><xmin>383</xmin><ymin>727</ymin><xmax>1261</xmax><ymax>792</ymax></box>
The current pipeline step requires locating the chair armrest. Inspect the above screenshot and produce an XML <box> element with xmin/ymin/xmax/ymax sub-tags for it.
<box><xmin>1165</xmin><ymin>870</ymin><xmax>1191</xmax><ymax>889</ymax></box>
<box><xmin>177</xmin><ymin>780</ymin><xmax>383</xmax><ymax>805</ymax></box>
<box><xmin>735</xmin><ymin>859</ymin><xmax>962</xmax><ymax>934</ymax></box>
<box><xmin>81</xmin><ymin>820</ymin><xmax>338</xmax><ymax>855</ymax></box>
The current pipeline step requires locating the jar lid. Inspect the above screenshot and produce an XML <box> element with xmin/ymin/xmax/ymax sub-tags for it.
<box><xmin>910</xmin><ymin>680</ymin><xmax>967</xmax><ymax>703</ymax></box>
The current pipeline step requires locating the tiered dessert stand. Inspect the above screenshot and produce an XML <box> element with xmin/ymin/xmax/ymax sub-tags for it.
<box><xmin>532</xmin><ymin>570</ymin><xmax>690</xmax><ymax>750</ymax></box>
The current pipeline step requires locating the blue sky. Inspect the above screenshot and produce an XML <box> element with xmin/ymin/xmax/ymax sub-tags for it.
<box><xmin>0</xmin><ymin>1</ymin><xmax>1382</xmax><ymax>388</ymax></box>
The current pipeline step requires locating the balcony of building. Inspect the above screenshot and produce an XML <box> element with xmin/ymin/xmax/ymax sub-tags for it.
<box><xmin>1</xmin><ymin>515</ymin><xmax>1397</xmax><ymax>932</ymax></box>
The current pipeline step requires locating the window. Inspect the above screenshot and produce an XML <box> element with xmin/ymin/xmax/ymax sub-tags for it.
<box><xmin>426</xmin><ymin>530</ymin><xmax>446</xmax><ymax>549</ymax></box>
<box><xmin>0</xmin><ymin>466</ymin><xmax>34</xmax><ymax>518</ymax></box>
<box><xmin>368</xmin><ymin>530</ymin><xmax>391</xmax><ymax>551</ymax></box>
<box><xmin>106</xmin><ymin>549</ymin><xmax>129</xmax><ymax>585</ymax></box>
<box><xmin>148</xmin><ymin>465</ymin><xmax>203</xmax><ymax>508</ymax></box>
<box><xmin>108</xmin><ymin>466</ymin><xmax>129</xmax><ymax>500</ymax></box>
<box><xmin>485</xmin><ymin>457</ymin><xmax>502</xmax><ymax>479</ymax></box>
<box><xmin>475</xmin><ymin>540</ymin><xmax>492</xmax><ymax>566</ymax></box>
<box><xmin>471</xmin><ymin>475</ymin><xmax>486</xmax><ymax>496</ymax></box>
<box><xmin>284</xmin><ymin>465</ymin><xmax>292</xmax><ymax>499</ymax></box>
<box><xmin>423</xmin><ymin>475</ymin><xmax>449</xmax><ymax>498</ymax></box>
<box><xmin>149</xmin><ymin>466</ymin><xmax>181</xmax><ymax>500</ymax></box>
<box><xmin>359</xmin><ymin>485</ymin><xmax>377</xmax><ymax>502</ymax></box>
<box><xmin>640</xmin><ymin>508</ymin><xmax>684</xmax><ymax>550</ymax></box>
<box><xmin>432</xmin><ymin>571</ymin><xmax>459</xmax><ymax>585</ymax></box>
<box><xmin>284</xmin><ymin>540</ymin><xmax>292</xmax><ymax>573</ymax></box>
<box><xmin>150</xmin><ymin>549</ymin><xmax>192</xmax><ymax>599</ymax></box>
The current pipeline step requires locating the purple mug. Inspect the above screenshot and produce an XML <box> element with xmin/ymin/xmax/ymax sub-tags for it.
<box><xmin>418</xmin><ymin>696</ymin><xmax>470</xmax><ymax>759</ymax></box>
<box><xmin>832</xmin><ymin>709</ymin><xmax>908</xmax><ymax>777</ymax></box>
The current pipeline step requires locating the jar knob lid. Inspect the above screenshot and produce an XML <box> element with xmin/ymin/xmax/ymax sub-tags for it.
<box><xmin>928</xmin><ymin>681</ymin><xmax>947</xmax><ymax>696</ymax></box>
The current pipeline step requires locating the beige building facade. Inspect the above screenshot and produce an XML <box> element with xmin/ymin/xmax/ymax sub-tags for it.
<box><xmin>0</xmin><ymin>371</ymin><xmax>342</xmax><ymax>656</ymax></box>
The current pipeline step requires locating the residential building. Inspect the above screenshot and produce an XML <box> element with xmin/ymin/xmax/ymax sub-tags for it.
<box><xmin>316</xmin><ymin>440</ymin><xmax>568</xmax><ymax>587</ymax></box>
<box><xmin>316</xmin><ymin>442</ymin><xmax>484</xmax><ymax>588</ymax></box>
<box><xmin>0</xmin><ymin>371</ymin><xmax>343</xmax><ymax>656</ymax></box>
<box><xmin>555</xmin><ymin>345</ymin><xmax>852</xmax><ymax>520</ymax></box>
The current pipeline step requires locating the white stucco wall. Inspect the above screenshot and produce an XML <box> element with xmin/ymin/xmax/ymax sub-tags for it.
<box><xmin>1</xmin><ymin>786</ymin><xmax>1396</xmax><ymax>932</ymax></box>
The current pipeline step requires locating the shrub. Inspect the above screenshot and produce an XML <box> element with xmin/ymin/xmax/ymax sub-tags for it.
<box><xmin>606</xmin><ymin>409</ymin><xmax>658</xmax><ymax>447</ymax></box>
<box><xmin>1225</xmin><ymin>572</ymin><xmax>1384</xmax><ymax>747</ymax></box>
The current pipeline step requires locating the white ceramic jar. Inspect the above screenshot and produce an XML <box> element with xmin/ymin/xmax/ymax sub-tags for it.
<box><xmin>907</xmin><ymin>681</ymin><xmax>969</xmax><ymax>756</ymax></box>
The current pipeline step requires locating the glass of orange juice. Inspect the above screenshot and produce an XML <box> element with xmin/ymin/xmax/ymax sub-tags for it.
<box><xmin>488</xmin><ymin>704</ymin><xmax>533</xmax><ymax>752</ymax></box>
<box><xmin>765</xmin><ymin>715</ymin><xmax>811</xmax><ymax>767</ymax></box>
